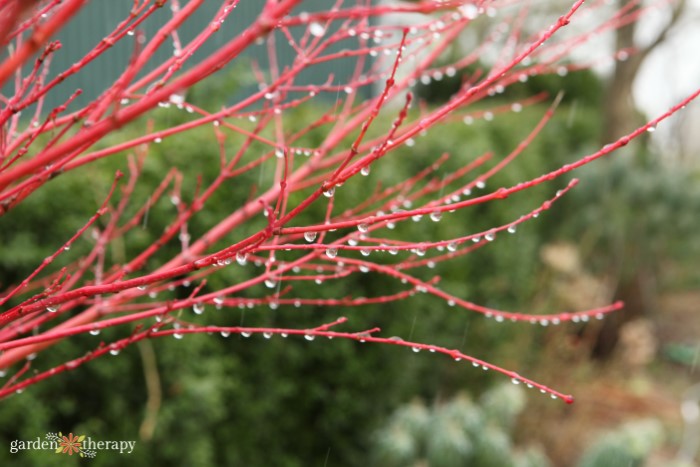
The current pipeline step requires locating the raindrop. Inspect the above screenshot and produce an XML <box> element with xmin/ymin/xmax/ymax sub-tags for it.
<box><xmin>322</xmin><ymin>187</ymin><xmax>335</xmax><ymax>198</ymax></box>
<box><xmin>507</xmin><ymin>225</ymin><xmax>517</xmax><ymax>234</ymax></box>
<box><xmin>646</xmin><ymin>125</ymin><xmax>656</xmax><ymax>133</ymax></box>
<box><xmin>304</xmin><ymin>333</ymin><xmax>315</xmax><ymax>341</ymax></box>
<box><xmin>241</xmin><ymin>331</ymin><xmax>252</xmax><ymax>338</ymax></box>
<box><xmin>485</xmin><ymin>231</ymin><xmax>496</xmax><ymax>242</ymax></box>
<box><xmin>358</xmin><ymin>223</ymin><xmax>369</xmax><ymax>233</ymax></box>
<box><xmin>430</xmin><ymin>211</ymin><xmax>442</xmax><ymax>222</ymax></box>
<box><xmin>309</xmin><ymin>22</ymin><xmax>325</xmax><ymax>37</ymax></box>
<box><xmin>109</xmin><ymin>347</ymin><xmax>121</xmax><ymax>355</ymax></box>
<box><xmin>220</xmin><ymin>330</ymin><xmax>231</xmax><ymax>338</ymax></box>
<box><xmin>89</xmin><ymin>329</ymin><xmax>100</xmax><ymax>336</ymax></box>
<box><xmin>264</xmin><ymin>279</ymin><xmax>277</xmax><ymax>289</ymax></box>
<box><xmin>512</xmin><ymin>377</ymin><xmax>521</xmax><ymax>385</ymax></box>
<box><xmin>447</xmin><ymin>242</ymin><xmax>458</xmax><ymax>252</ymax></box>
<box><xmin>63</xmin><ymin>244</ymin><xmax>71</xmax><ymax>251</ymax></box>
<box><xmin>325</xmin><ymin>247</ymin><xmax>338</xmax><ymax>259</ymax></box>
<box><xmin>46</xmin><ymin>306</ymin><xmax>58</xmax><ymax>313</ymax></box>
<box><xmin>360</xmin><ymin>166</ymin><xmax>370</xmax><ymax>176</ymax></box>
<box><xmin>304</xmin><ymin>231</ymin><xmax>317</xmax><ymax>242</ymax></box>
<box><xmin>263</xmin><ymin>332</ymin><xmax>273</xmax><ymax>339</ymax></box>
<box><xmin>236</xmin><ymin>252</ymin><xmax>248</xmax><ymax>265</ymax></box>
<box><xmin>360</xmin><ymin>249</ymin><xmax>371</xmax><ymax>257</ymax></box>
<box><xmin>193</xmin><ymin>303</ymin><xmax>205</xmax><ymax>314</ymax></box>
<box><xmin>412</xmin><ymin>347</ymin><xmax>421</xmax><ymax>353</ymax></box>
<box><xmin>411</xmin><ymin>214</ymin><xmax>422</xmax><ymax>222</ymax></box>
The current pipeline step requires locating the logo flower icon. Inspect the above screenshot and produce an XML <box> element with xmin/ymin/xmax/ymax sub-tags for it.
<box><xmin>56</xmin><ymin>433</ymin><xmax>84</xmax><ymax>456</ymax></box>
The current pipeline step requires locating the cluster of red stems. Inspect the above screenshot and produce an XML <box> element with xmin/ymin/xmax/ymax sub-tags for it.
<box><xmin>0</xmin><ymin>0</ymin><xmax>697</xmax><ymax>403</ymax></box>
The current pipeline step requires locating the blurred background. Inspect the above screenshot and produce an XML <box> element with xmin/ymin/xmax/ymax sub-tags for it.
<box><xmin>0</xmin><ymin>1</ymin><xmax>699</xmax><ymax>466</ymax></box>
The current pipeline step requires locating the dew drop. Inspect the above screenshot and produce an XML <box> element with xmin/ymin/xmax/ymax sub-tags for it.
<box><xmin>412</xmin><ymin>346</ymin><xmax>421</xmax><ymax>353</ymax></box>
<box><xmin>507</xmin><ymin>225</ymin><xmax>517</xmax><ymax>234</ymax></box>
<box><xmin>304</xmin><ymin>231</ymin><xmax>317</xmax><ymax>242</ymax></box>
<box><xmin>236</xmin><ymin>252</ymin><xmax>248</xmax><ymax>265</ymax></box>
<box><xmin>220</xmin><ymin>330</ymin><xmax>231</xmax><ymax>338</ymax></box>
<box><xmin>263</xmin><ymin>332</ymin><xmax>273</xmax><ymax>339</ymax></box>
<box><xmin>485</xmin><ymin>231</ymin><xmax>495</xmax><ymax>242</ymax></box>
<box><xmin>360</xmin><ymin>249</ymin><xmax>371</xmax><ymax>257</ymax></box>
<box><xmin>46</xmin><ymin>306</ymin><xmax>58</xmax><ymax>313</ymax></box>
<box><xmin>241</xmin><ymin>331</ymin><xmax>252</xmax><ymax>338</ymax></box>
<box><xmin>89</xmin><ymin>329</ymin><xmax>100</xmax><ymax>336</ymax></box>
<box><xmin>358</xmin><ymin>223</ymin><xmax>369</xmax><ymax>233</ymax></box>
<box><xmin>193</xmin><ymin>303</ymin><xmax>205</xmax><ymax>314</ymax></box>
<box><xmin>360</xmin><ymin>166</ymin><xmax>370</xmax><ymax>176</ymax></box>
<box><xmin>325</xmin><ymin>247</ymin><xmax>338</xmax><ymax>259</ymax></box>
<box><xmin>647</xmin><ymin>124</ymin><xmax>656</xmax><ymax>133</ymax></box>
<box><xmin>430</xmin><ymin>211</ymin><xmax>442</xmax><ymax>222</ymax></box>
<box><xmin>110</xmin><ymin>347</ymin><xmax>121</xmax><ymax>355</ymax></box>
<box><xmin>447</xmin><ymin>242</ymin><xmax>458</xmax><ymax>252</ymax></box>
<box><xmin>304</xmin><ymin>333</ymin><xmax>315</xmax><ymax>341</ymax></box>
<box><xmin>511</xmin><ymin>377</ymin><xmax>521</xmax><ymax>385</ymax></box>
<box><xmin>264</xmin><ymin>279</ymin><xmax>277</xmax><ymax>289</ymax></box>
<box><xmin>322</xmin><ymin>187</ymin><xmax>335</xmax><ymax>198</ymax></box>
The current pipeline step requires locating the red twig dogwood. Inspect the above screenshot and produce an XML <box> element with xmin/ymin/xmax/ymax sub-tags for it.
<box><xmin>0</xmin><ymin>0</ymin><xmax>696</xmax><ymax>402</ymax></box>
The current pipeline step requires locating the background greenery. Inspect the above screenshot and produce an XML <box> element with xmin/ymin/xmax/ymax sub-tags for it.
<box><xmin>1</xmin><ymin>65</ymin><xmax>698</xmax><ymax>466</ymax></box>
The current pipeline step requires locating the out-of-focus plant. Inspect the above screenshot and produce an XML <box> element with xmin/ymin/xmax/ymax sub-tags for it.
<box><xmin>576</xmin><ymin>418</ymin><xmax>664</xmax><ymax>467</ymax></box>
<box><xmin>373</xmin><ymin>383</ymin><xmax>551</xmax><ymax>467</ymax></box>
<box><xmin>0</xmin><ymin>0</ymin><xmax>697</xmax><ymax>405</ymax></box>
